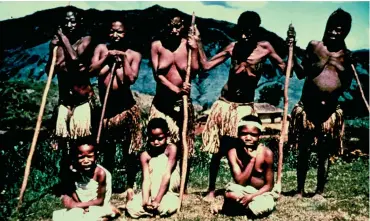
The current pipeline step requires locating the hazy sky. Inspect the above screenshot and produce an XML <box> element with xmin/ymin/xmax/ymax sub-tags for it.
<box><xmin>0</xmin><ymin>1</ymin><xmax>369</xmax><ymax>50</ymax></box>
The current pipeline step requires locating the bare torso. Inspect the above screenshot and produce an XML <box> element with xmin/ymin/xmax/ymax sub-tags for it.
<box><xmin>234</xmin><ymin>144</ymin><xmax>266</xmax><ymax>189</ymax></box>
<box><xmin>153</xmin><ymin>39</ymin><xmax>189</xmax><ymax>110</ymax></box>
<box><xmin>53</xmin><ymin>36</ymin><xmax>94</xmax><ymax>105</ymax></box>
<box><xmin>97</xmin><ymin>45</ymin><xmax>136</xmax><ymax>117</ymax></box>
<box><xmin>221</xmin><ymin>42</ymin><xmax>270</xmax><ymax>103</ymax></box>
<box><xmin>300</xmin><ymin>41</ymin><xmax>352</xmax><ymax>122</ymax></box>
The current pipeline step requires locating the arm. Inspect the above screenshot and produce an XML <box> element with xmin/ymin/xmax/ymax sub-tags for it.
<box><xmin>150</xmin><ymin>41</ymin><xmax>182</xmax><ymax>94</ymax></box>
<box><xmin>120</xmin><ymin>50</ymin><xmax>142</xmax><ymax>84</ymax></box>
<box><xmin>197</xmin><ymin>40</ymin><xmax>233</xmax><ymax>71</ymax></box>
<box><xmin>72</xmin><ymin>168</ymin><xmax>107</xmax><ymax>209</ymax></box>
<box><xmin>56</xmin><ymin>28</ymin><xmax>79</xmax><ymax>61</ymax></box>
<box><xmin>45</xmin><ymin>36</ymin><xmax>62</xmax><ymax>74</ymax></box>
<box><xmin>141</xmin><ymin>152</ymin><xmax>151</xmax><ymax>206</ymax></box>
<box><xmin>227</xmin><ymin>148</ymin><xmax>256</xmax><ymax>185</ymax></box>
<box><xmin>248</xmin><ymin>149</ymin><xmax>274</xmax><ymax>199</ymax></box>
<box><xmin>188</xmin><ymin>33</ymin><xmax>200</xmax><ymax>71</ymax></box>
<box><xmin>293</xmin><ymin>41</ymin><xmax>317</xmax><ymax>79</ymax></box>
<box><xmin>264</xmin><ymin>42</ymin><xmax>286</xmax><ymax>73</ymax></box>
<box><xmin>152</xmin><ymin>144</ymin><xmax>178</xmax><ymax>204</ymax></box>
<box><xmin>89</xmin><ymin>44</ymin><xmax>109</xmax><ymax>74</ymax></box>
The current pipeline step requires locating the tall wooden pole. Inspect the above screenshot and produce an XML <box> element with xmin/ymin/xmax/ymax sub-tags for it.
<box><xmin>17</xmin><ymin>46</ymin><xmax>58</xmax><ymax>211</ymax></box>
<box><xmin>276</xmin><ymin>24</ymin><xmax>296</xmax><ymax>194</ymax></box>
<box><xmin>96</xmin><ymin>62</ymin><xmax>117</xmax><ymax>144</ymax></box>
<box><xmin>351</xmin><ymin>64</ymin><xmax>370</xmax><ymax>112</ymax></box>
<box><xmin>179</xmin><ymin>12</ymin><xmax>196</xmax><ymax>211</ymax></box>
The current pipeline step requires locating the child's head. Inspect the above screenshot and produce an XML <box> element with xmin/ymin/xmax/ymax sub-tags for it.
<box><xmin>72</xmin><ymin>137</ymin><xmax>98</xmax><ymax>171</ymax></box>
<box><xmin>147</xmin><ymin>118</ymin><xmax>169</xmax><ymax>148</ymax></box>
<box><xmin>237</xmin><ymin>115</ymin><xmax>262</xmax><ymax>148</ymax></box>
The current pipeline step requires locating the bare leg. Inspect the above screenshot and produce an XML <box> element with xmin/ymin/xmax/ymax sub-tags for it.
<box><xmin>296</xmin><ymin>136</ymin><xmax>310</xmax><ymax>197</ymax></box>
<box><xmin>315</xmin><ymin>137</ymin><xmax>331</xmax><ymax>196</ymax></box>
<box><xmin>125</xmin><ymin>150</ymin><xmax>138</xmax><ymax>200</ymax></box>
<box><xmin>103</xmin><ymin>141</ymin><xmax>116</xmax><ymax>176</ymax></box>
<box><xmin>204</xmin><ymin>151</ymin><xmax>222</xmax><ymax>201</ymax></box>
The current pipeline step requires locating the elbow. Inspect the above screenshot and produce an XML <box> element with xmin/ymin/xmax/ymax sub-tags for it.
<box><xmin>70</xmin><ymin>55</ymin><xmax>78</xmax><ymax>61</ymax></box>
<box><xmin>96</xmin><ymin>198</ymin><xmax>104</xmax><ymax>206</ymax></box>
<box><xmin>202</xmin><ymin>63</ymin><xmax>211</xmax><ymax>71</ymax></box>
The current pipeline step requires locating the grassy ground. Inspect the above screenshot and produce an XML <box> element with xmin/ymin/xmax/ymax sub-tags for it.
<box><xmin>16</xmin><ymin>157</ymin><xmax>369</xmax><ymax>221</ymax></box>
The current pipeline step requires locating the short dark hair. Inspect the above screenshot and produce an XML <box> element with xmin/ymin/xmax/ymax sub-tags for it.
<box><xmin>326</xmin><ymin>8</ymin><xmax>352</xmax><ymax>38</ymax></box>
<box><xmin>70</xmin><ymin>136</ymin><xmax>98</xmax><ymax>156</ymax></box>
<box><xmin>147</xmin><ymin>118</ymin><xmax>170</xmax><ymax>134</ymax></box>
<box><xmin>237</xmin><ymin>11</ymin><xmax>261</xmax><ymax>30</ymax></box>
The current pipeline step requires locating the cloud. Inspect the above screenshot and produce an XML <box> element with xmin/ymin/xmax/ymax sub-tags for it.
<box><xmin>201</xmin><ymin>1</ymin><xmax>232</xmax><ymax>9</ymax></box>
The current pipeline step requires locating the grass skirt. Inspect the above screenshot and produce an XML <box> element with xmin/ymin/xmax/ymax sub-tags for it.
<box><xmin>102</xmin><ymin>104</ymin><xmax>142</xmax><ymax>154</ymax></box>
<box><xmin>201</xmin><ymin>97</ymin><xmax>257</xmax><ymax>154</ymax></box>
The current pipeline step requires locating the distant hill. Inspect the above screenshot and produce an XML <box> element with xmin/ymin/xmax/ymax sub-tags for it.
<box><xmin>0</xmin><ymin>5</ymin><xmax>368</xmax><ymax>116</ymax></box>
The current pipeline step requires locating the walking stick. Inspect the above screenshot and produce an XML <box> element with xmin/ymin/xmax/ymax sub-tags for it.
<box><xmin>276</xmin><ymin>24</ymin><xmax>296</xmax><ymax>194</ymax></box>
<box><xmin>17</xmin><ymin>46</ymin><xmax>58</xmax><ymax>211</ymax></box>
<box><xmin>179</xmin><ymin>12</ymin><xmax>196</xmax><ymax>211</ymax></box>
<box><xmin>96</xmin><ymin>62</ymin><xmax>117</xmax><ymax>144</ymax></box>
<box><xmin>351</xmin><ymin>64</ymin><xmax>370</xmax><ymax>112</ymax></box>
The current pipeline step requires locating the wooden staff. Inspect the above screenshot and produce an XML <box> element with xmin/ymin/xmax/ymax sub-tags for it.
<box><xmin>17</xmin><ymin>46</ymin><xmax>58</xmax><ymax>211</ymax></box>
<box><xmin>351</xmin><ymin>64</ymin><xmax>370</xmax><ymax>112</ymax></box>
<box><xmin>96</xmin><ymin>62</ymin><xmax>117</xmax><ymax>144</ymax></box>
<box><xmin>276</xmin><ymin>24</ymin><xmax>296</xmax><ymax>194</ymax></box>
<box><xmin>179</xmin><ymin>12</ymin><xmax>196</xmax><ymax>211</ymax></box>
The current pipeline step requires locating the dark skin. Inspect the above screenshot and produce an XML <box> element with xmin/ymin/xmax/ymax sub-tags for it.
<box><xmin>90</xmin><ymin>21</ymin><xmax>142</xmax><ymax>199</ymax></box>
<box><xmin>151</xmin><ymin>16</ymin><xmax>199</xmax><ymax>105</ymax></box>
<box><xmin>140</xmin><ymin>128</ymin><xmax>178</xmax><ymax>213</ymax></box>
<box><xmin>193</xmin><ymin>24</ymin><xmax>285</xmax><ymax>201</ymax></box>
<box><xmin>61</xmin><ymin>145</ymin><xmax>107</xmax><ymax>212</ymax></box>
<box><xmin>293</xmin><ymin>24</ymin><xmax>353</xmax><ymax>198</ymax></box>
<box><xmin>225</xmin><ymin>125</ymin><xmax>274</xmax><ymax>207</ymax></box>
<box><xmin>46</xmin><ymin>11</ymin><xmax>94</xmax><ymax>106</ymax></box>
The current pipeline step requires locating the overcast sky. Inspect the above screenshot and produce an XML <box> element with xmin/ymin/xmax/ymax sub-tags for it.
<box><xmin>0</xmin><ymin>1</ymin><xmax>368</xmax><ymax>50</ymax></box>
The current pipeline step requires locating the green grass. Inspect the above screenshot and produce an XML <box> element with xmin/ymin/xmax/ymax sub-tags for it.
<box><xmin>5</xmin><ymin>154</ymin><xmax>368</xmax><ymax>221</ymax></box>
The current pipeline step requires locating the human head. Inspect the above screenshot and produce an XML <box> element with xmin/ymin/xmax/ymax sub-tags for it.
<box><xmin>147</xmin><ymin>118</ymin><xmax>170</xmax><ymax>148</ymax></box>
<box><xmin>62</xmin><ymin>7</ymin><xmax>81</xmax><ymax>34</ymax></box>
<box><xmin>168</xmin><ymin>16</ymin><xmax>185</xmax><ymax>37</ymax></box>
<box><xmin>237</xmin><ymin>115</ymin><xmax>262</xmax><ymax>148</ymax></box>
<box><xmin>236</xmin><ymin>11</ymin><xmax>261</xmax><ymax>42</ymax></box>
<box><xmin>109</xmin><ymin>20</ymin><xmax>126</xmax><ymax>43</ymax></box>
<box><xmin>323</xmin><ymin>8</ymin><xmax>352</xmax><ymax>48</ymax></box>
<box><xmin>71</xmin><ymin>137</ymin><xmax>98</xmax><ymax>171</ymax></box>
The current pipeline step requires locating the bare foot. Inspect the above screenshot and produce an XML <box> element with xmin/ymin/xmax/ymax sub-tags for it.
<box><xmin>295</xmin><ymin>192</ymin><xmax>304</xmax><ymax>199</ymax></box>
<box><xmin>312</xmin><ymin>193</ymin><xmax>326</xmax><ymax>201</ymax></box>
<box><xmin>203</xmin><ymin>191</ymin><xmax>216</xmax><ymax>202</ymax></box>
<box><xmin>211</xmin><ymin>204</ymin><xmax>222</xmax><ymax>215</ymax></box>
<box><xmin>126</xmin><ymin>188</ymin><xmax>134</xmax><ymax>201</ymax></box>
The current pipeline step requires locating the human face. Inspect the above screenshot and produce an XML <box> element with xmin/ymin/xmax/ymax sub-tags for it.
<box><xmin>238</xmin><ymin>125</ymin><xmax>260</xmax><ymax>148</ymax></box>
<box><xmin>168</xmin><ymin>17</ymin><xmax>184</xmax><ymax>36</ymax></box>
<box><xmin>325</xmin><ymin>25</ymin><xmax>344</xmax><ymax>43</ymax></box>
<box><xmin>240</xmin><ymin>27</ymin><xmax>254</xmax><ymax>42</ymax></box>
<box><xmin>64</xmin><ymin>11</ymin><xmax>78</xmax><ymax>34</ymax></box>
<box><xmin>148</xmin><ymin>128</ymin><xmax>167</xmax><ymax>148</ymax></box>
<box><xmin>77</xmin><ymin>144</ymin><xmax>96</xmax><ymax>171</ymax></box>
<box><xmin>109</xmin><ymin>21</ymin><xmax>125</xmax><ymax>42</ymax></box>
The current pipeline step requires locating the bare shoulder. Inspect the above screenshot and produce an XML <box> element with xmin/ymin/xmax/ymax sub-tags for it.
<box><xmin>227</xmin><ymin>147</ymin><xmax>238</xmax><ymax>159</ymax></box>
<box><xmin>151</xmin><ymin>40</ymin><xmax>162</xmax><ymax>49</ymax></box>
<box><xmin>96</xmin><ymin>43</ymin><xmax>108</xmax><ymax>51</ymax></box>
<box><xmin>140</xmin><ymin>151</ymin><xmax>151</xmax><ymax>162</ymax></box>
<box><xmin>260</xmin><ymin>144</ymin><xmax>274</xmax><ymax>162</ymax></box>
<box><xmin>95</xmin><ymin>166</ymin><xmax>107</xmax><ymax>183</ymax></box>
<box><xmin>81</xmin><ymin>36</ymin><xmax>92</xmax><ymax>46</ymax></box>
<box><xmin>165</xmin><ymin>143</ymin><xmax>178</xmax><ymax>157</ymax></box>
<box><xmin>225</xmin><ymin>42</ymin><xmax>236</xmax><ymax>53</ymax></box>
<box><xmin>126</xmin><ymin>49</ymin><xmax>142</xmax><ymax>59</ymax></box>
<box><xmin>259</xmin><ymin>41</ymin><xmax>274</xmax><ymax>50</ymax></box>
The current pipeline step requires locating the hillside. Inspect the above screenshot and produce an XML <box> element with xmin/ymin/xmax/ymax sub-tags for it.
<box><xmin>0</xmin><ymin>5</ymin><xmax>368</xmax><ymax>115</ymax></box>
